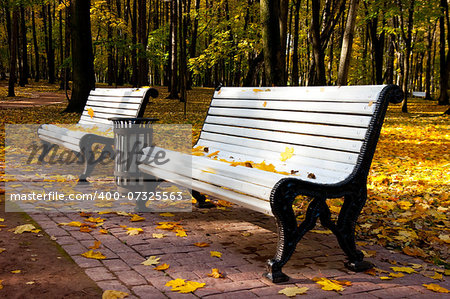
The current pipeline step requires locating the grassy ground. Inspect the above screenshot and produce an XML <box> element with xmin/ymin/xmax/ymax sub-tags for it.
<box><xmin>0</xmin><ymin>83</ymin><xmax>448</xmax><ymax>266</ymax></box>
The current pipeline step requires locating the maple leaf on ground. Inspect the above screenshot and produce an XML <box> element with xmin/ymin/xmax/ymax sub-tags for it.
<box><xmin>81</xmin><ymin>250</ymin><xmax>106</xmax><ymax>260</ymax></box>
<box><xmin>207</xmin><ymin>268</ymin><xmax>224</xmax><ymax>278</ymax></box>
<box><xmin>313</xmin><ymin>277</ymin><xmax>344</xmax><ymax>292</ymax></box>
<box><xmin>58</xmin><ymin>221</ymin><xmax>83</xmax><ymax>227</ymax></box>
<box><xmin>210</xmin><ymin>251</ymin><xmax>222</xmax><ymax>258</ymax></box>
<box><xmin>278</xmin><ymin>286</ymin><xmax>309</xmax><ymax>297</ymax></box>
<box><xmin>89</xmin><ymin>241</ymin><xmax>101</xmax><ymax>250</ymax></box>
<box><xmin>389</xmin><ymin>272</ymin><xmax>405</xmax><ymax>278</ymax></box>
<box><xmin>194</xmin><ymin>242</ymin><xmax>210</xmax><ymax>247</ymax></box>
<box><xmin>80</xmin><ymin>226</ymin><xmax>92</xmax><ymax>233</ymax></box>
<box><xmin>159</xmin><ymin>212</ymin><xmax>175</xmax><ymax>217</ymax></box>
<box><xmin>99</xmin><ymin>229</ymin><xmax>109</xmax><ymax>234</ymax></box>
<box><xmin>0</xmin><ymin>248</ymin><xmax>5</xmax><ymax>254</ymax></box>
<box><xmin>154</xmin><ymin>263</ymin><xmax>170</xmax><ymax>271</ymax></box>
<box><xmin>11</xmin><ymin>270</ymin><xmax>21</xmax><ymax>274</ymax></box>
<box><xmin>102</xmin><ymin>290</ymin><xmax>129</xmax><ymax>299</ymax></box>
<box><xmin>126</xmin><ymin>227</ymin><xmax>143</xmax><ymax>236</ymax></box>
<box><xmin>165</xmin><ymin>279</ymin><xmax>186</xmax><ymax>288</ymax></box>
<box><xmin>152</xmin><ymin>233</ymin><xmax>165</xmax><ymax>239</ymax></box>
<box><xmin>423</xmin><ymin>283</ymin><xmax>449</xmax><ymax>293</ymax></box>
<box><xmin>430</xmin><ymin>272</ymin><xmax>443</xmax><ymax>281</ymax></box>
<box><xmin>129</xmin><ymin>214</ymin><xmax>145</xmax><ymax>222</ymax></box>
<box><xmin>0</xmin><ymin>280</ymin><xmax>3</xmax><ymax>290</ymax></box>
<box><xmin>86</xmin><ymin>217</ymin><xmax>104</xmax><ymax>223</ymax></box>
<box><xmin>171</xmin><ymin>281</ymin><xmax>205</xmax><ymax>293</ymax></box>
<box><xmin>12</xmin><ymin>224</ymin><xmax>36</xmax><ymax>234</ymax></box>
<box><xmin>142</xmin><ymin>256</ymin><xmax>160</xmax><ymax>266</ymax></box>
<box><xmin>175</xmin><ymin>229</ymin><xmax>187</xmax><ymax>237</ymax></box>
<box><xmin>390</xmin><ymin>266</ymin><xmax>416</xmax><ymax>274</ymax></box>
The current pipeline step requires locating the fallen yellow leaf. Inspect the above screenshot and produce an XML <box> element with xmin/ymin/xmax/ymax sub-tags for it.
<box><xmin>81</xmin><ymin>250</ymin><xmax>106</xmax><ymax>260</ymax></box>
<box><xmin>0</xmin><ymin>248</ymin><xmax>5</xmax><ymax>254</ymax></box>
<box><xmin>193</xmin><ymin>242</ymin><xmax>210</xmax><ymax>247</ymax></box>
<box><xmin>159</xmin><ymin>212</ymin><xmax>175</xmax><ymax>217</ymax></box>
<box><xmin>208</xmin><ymin>268</ymin><xmax>224</xmax><ymax>278</ymax></box>
<box><xmin>11</xmin><ymin>270</ymin><xmax>21</xmax><ymax>274</ymax></box>
<box><xmin>389</xmin><ymin>272</ymin><xmax>405</xmax><ymax>278</ymax></box>
<box><xmin>423</xmin><ymin>283</ymin><xmax>449</xmax><ymax>293</ymax></box>
<box><xmin>313</xmin><ymin>277</ymin><xmax>343</xmax><ymax>292</ymax></box>
<box><xmin>430</xmin><ymin>272</ymin><xmax>443</xmax><ymax>280</ymax></box>
<box><xmin>13</xmin><ymin>224</ymin><xmax>36</xmax><ymax>234</ymax></box>
<box><xmin>102</xmin><ymin>290</ymin><xmax>129</xmax><ymax>299</ymax></box>
<box><xmin>58</xmin><ymin>221</ymin><xmax>84</xmax><ymax>227</ymax></box>
<box><xmin>154</xmin><ymin>263</ymin><xmax>170</xmax><ymax>271</ymax></box>
<box><xmin>88</xmin><ymin>108</ymin><xmax>95</xmax><ymax>119</ymax></box>
<box><xmin>152</xmin><ymin>233</ymin><xmax>165</xmax><ymax>239</ymax></box>
<box><xmin>210</xmin><ymin>251</ymin><xmax>222</xmax><ymax>258</ymax></box>
<box><xmin>86</xmin><ymin>217</ymin><xmax>104</xmax><ymax>223</ymax></box>
<box><xmin>165</xmin><ymin>279</ymin><xmax>186</xmax><ymax>288</ymax></box>
<box><xmin>129</xmin><ymin>214</ymin><xmax>145</xmax><ymax>222</ymax></box>
<box><xmin>126</xmin><ymin>227</ymin><xmax>143</xmax><ymax>236</ymax></box>
<box><xmin>100</xmin><ymin>229</ymin><xmax>109</xmax><ymax>234</ymax></box>
<box><xmin>142</xmin><ymin>256</ymin><xmax>160</xmax><ymax>266</ymax></box>
<box><xmin>0</xmin><ymin>280</ymin><xmax>3</xmax><ymax>290</ymax></box>
<box><xmin>278</xmin><ymin>286</ymin><xmax>309</xmax><ymax>297</ymax></box>
<box><xmin>380</xmin><ymin>276</ymin><xmax>393</xmax><ymax>280</ymax></box>
<box><xmin>176</xmin><ymin>230</ymin><xmax>187</xmax><ymax>237</ymax></box>
<box><xmin>390</xmin><ymin>266</ymin><xmax>416</xmax><ymax>274</ymax></box>
<box><xmin>89</xmin><ymin>241</ymin><xmax>101</xmax><ymax>250</ymax></box>
<box><xmin>280</xmin><ymin>147</ymin><xmax>294</xmax><ymax>161</ymax></box>
<box><xmin>171</xmin><ymin>281</ymin><xmax>205</xmax><ymax>293</ymax></box>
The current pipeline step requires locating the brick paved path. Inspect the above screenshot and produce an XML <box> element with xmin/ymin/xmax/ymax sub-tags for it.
<box><xmin>0</xmin><ymin>92</ymin><xmax>66</xmax><ymax>108</ymax></box>
<box><xmin>28</xmin><ymin>204</ymin><xmax>448</xmax><ymax>299</ymax></box>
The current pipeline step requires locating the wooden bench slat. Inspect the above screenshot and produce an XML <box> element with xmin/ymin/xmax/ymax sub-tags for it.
<box><xmin>214</xmin><ymin>85</ymin><xmax>384</xmax><ymax>102</ymax></box>
<box><xmin>79</xmin><ymin>114</ymin><xmax>118</xmax><ymax>125</ymax></box>
<box><xmin>87</xmin><ymin>95</ymin><xmax>145</xmax><ymax>104</ymax></box>
<box><xmin>208</xmin><ymin>107</ymin><xmax>372</xmax><ymax>127</ymax></box>
<box><xmin>86</xmin><ymin>101</ymin><xmax>141</xmax><ymax>110</ymax></box>
<box><xmin>138</xmin><ymin>163</ymin><xmax>273</xmax><ymax>215</ymax></box>
<box><xmin>205</xmin><ymin>116</ymin><xmax>368</xmax><ymax>140</ymax></box>
<box><xmin>39</xmin><ymin>135</ymin><xmax>80</xmax><ymax>152</ymax></box>
<box><xmin>193</xmin><ymin>142</ymin><xmax>354</xmax><ymax>179</ymax></box>
<box><xmin>211</xmin><ymin>99</ymin><xmax>376</xmax><ymax>115</ymax></box>
<box><xmin>82</xmin><ymin>106</ymin><xmax>138</xmax><ymax>117</ymax></box>
<box><xmin>89</xmin><ymin>88</ymin><xmax>148</xmax><ymax>97</ymax></box>
<box><xmin>199</xmin><ymin>132</ymin><xmax>359</xmax><ymax>165</ymax></box>
<box><xmin>38</xmin><ymin>128</ymin><xmax>84</xmax><ymax>146</ymax></box>
<box><xmin>202</xmin><ymin>124</ymin><xmax>363</xmax><ymax>153</ymax></box>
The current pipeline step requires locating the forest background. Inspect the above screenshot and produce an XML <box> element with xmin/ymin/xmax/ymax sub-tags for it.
<box><xmin>0</xmin><ymin>0</ymin><xmax>449</xmax><ymax>112</ymax></box>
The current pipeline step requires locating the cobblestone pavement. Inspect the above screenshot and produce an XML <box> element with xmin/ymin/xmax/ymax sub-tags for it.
<box><xmin>27</xmin><ymin>203</ymin><xmax>449</xmax><ymax>299</ymax></box>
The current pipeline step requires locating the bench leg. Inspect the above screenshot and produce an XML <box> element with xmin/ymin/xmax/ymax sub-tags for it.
<box><xmin>335</xmin><ymin>187</ymin><xmax>373</xmax><ymax>272</ymax></box>
<box><xmin>79</xmin><ymin>144</ymin><xmax>114</xmax><ymax>183</ymax></box>
<box><xmin>264</xmin><ymin>182</ymin><xmax>323</xmax><ymax>283</ymax></box>
<box><xmin>192</xmin><ymin>190</ymin><xmax>215</xmax><ymax>208</ymax></box>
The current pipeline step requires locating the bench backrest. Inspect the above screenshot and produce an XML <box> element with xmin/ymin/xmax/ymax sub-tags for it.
<box><xmin>78</xmin><ymin>87</ymin><xmax>158</xmax><ymax>126</ymax></box>
<box><xmin>197</xmin><ymin>85</ymin><xmax>402</xmax><ymax>185</ymax></box>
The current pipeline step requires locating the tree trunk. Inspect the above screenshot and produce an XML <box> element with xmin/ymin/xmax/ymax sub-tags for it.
<box><xmin>131</xmin><ymin>0</ymin><xmax>138</xmax><ymax>86</ymax></box>
<box><xmin>63</xmin><ymin>1</ymin><xmax>71</xmax><ymax>90</ymax></box>
<box><xmin>8</xmin><ymin>6</ymin><xmax>18</xmax><ymax>97</ymax></box>
<box><xmin>137</xmin><ymin>0</ymin><xmax>148</xmax><ymax>86</ymax></box>
<box><xmin>337</xmin><ymin>0</ymin><xmax>359</xmax><ymax>85</ymax></box>
<box><xmin>438</xmin><ymin>0</ymin><xmax>449</xmax><ymax>105</ymax></box>
<box><xmin>19</xmin><ymin>5</ymin><xmax>28</xmax><ymax>86</ymax></box>
<box><xmin>310</xmin><ymin>0</ymin><xmax>326</xmax><ymax>85</ymax></box>
<box><xmin>107</xmin><ymin>0</ymin><xmax>114</xmax><ymax>86</ymax></box>
<box><xmin>279</xmin><ymin>0</ymin><xmax>288</xmax><ymax>84</ymax></box>
<box><xmin>188</xmin><ymin>0</ymin><xmax>200</xmax><ymax>89</ymax></box>
<box><xmin>46</xmin><ymin>4</ymin><xmax>55</xmax><ymax>84</ymax></box>
<box><xmin>399</xmin><ymin>0</ymin><xmax>415</xmax><ymax>113</ymax></box>
<box><xmin>291</xmin><ymin>0</ymin><xmax>301</xmax><ymax>86</ymax></box>
<box><xmin>65</xmin><ymin>0</ymin><xmax>95</xmax><ymax>112</ymax></box>
<box><xmin>31</xmin><ymin>10</ymin><xmax>40</xmax><ymax>82</ymax></box>
<box><xmin>261</xmin><ymin>0</ymin><xmax>284</xmax><ymax>86</ymax></box>
<box><xmin>167</xmin><ymin>0</ymin><xmax>178</xmax><ymax>98</ymax></box>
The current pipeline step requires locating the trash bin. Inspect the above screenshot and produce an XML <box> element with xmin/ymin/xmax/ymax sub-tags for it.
<box><xmin>110</xmin><ymin>118</ymin><xmax>158</xmax><ymax>196</ymax></box>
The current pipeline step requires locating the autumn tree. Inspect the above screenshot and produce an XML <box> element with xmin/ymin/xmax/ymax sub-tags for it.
<box><xmin>438</xmin><ymin>0</ymin><xmax>449</xmax><ymax>106</ymax></box>
<box><xmin>65</xmin><ymin>0</ymin><xmax>95</xmax><ymax>112</ymax></box>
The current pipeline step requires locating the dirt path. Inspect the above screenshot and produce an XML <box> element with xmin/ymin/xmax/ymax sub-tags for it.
<box><xmin>0</xmin><ymin>92</ymin><xmax>67</xmax><ymax>108</ymax></box>
<box><xmin>0</xmin><ymin>200</ymin><xmax>103</xmax><ymax>298</ymax></box>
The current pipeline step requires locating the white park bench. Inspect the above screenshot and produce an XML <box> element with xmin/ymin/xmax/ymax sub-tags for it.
<box><xmin>412</xmin><ymin>91</ymin><xmax>426</xmax><ymax>98</ymax></box>
<box><xmin>138</xmin><ymin>85</ymin><xmax>403</xmax><ymax>282</ymax></box>
<box><xmin>37</xmin><ymin>87</ymin><xmax>158</xmax><ymax>182</ymax></box>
